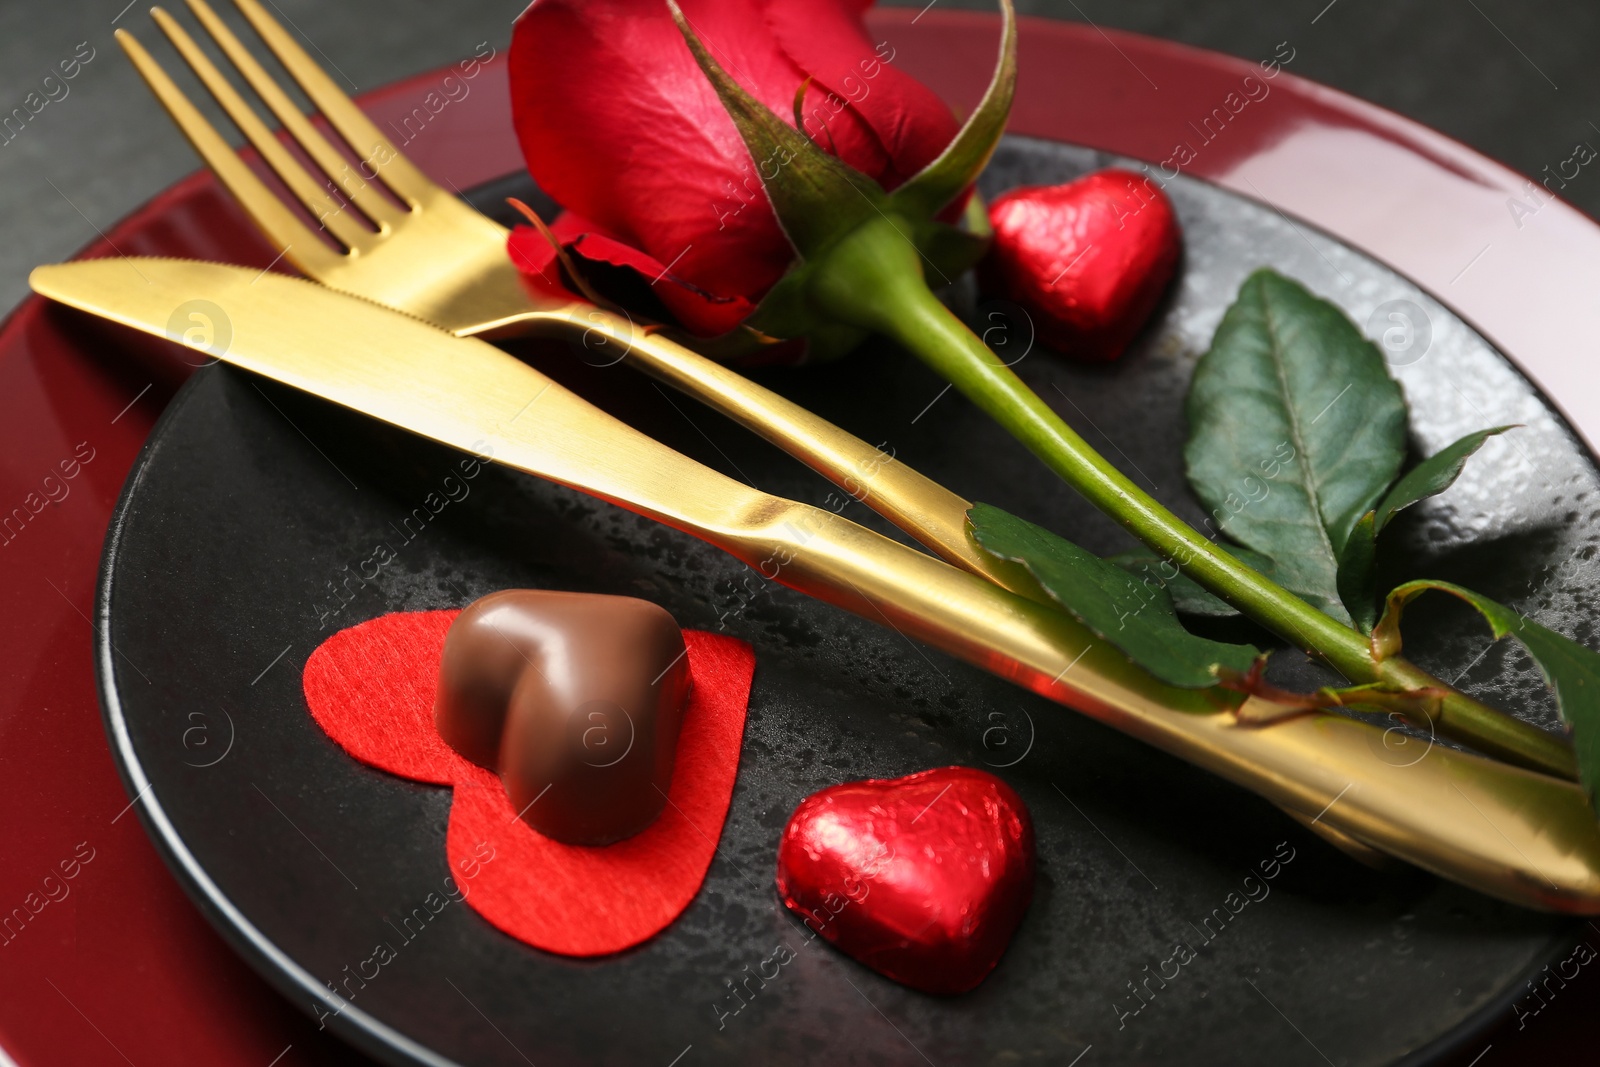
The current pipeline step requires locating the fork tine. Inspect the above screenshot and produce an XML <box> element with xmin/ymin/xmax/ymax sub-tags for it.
<box><xmin>231</xmin><ymin>0</ymin><xmax>439</xmax><ymax>207</ymax></box>
<box><xmin>115</xmin><ymin>27</ymin><xmax>342</xmax><ymax>277</ymax></box>
<box><xmin>183</xmin><ymin>0</ymin><xmax>405</xmax><ymax>229</ymax></box>
<box><xmin>147</xmin><ymin>7</ymin><xmax>376</xmax><ymax>252</ymax></box>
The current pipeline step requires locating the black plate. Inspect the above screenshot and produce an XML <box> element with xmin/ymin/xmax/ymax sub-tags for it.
<box><xmin>98</xmin><ymin>139</ymin><xmax>1595</xmax><ymax>1067</ymax></box>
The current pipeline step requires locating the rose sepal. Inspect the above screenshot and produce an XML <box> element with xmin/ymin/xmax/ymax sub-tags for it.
<box><xmin>743</xmin><ymin>207</ymin><xmax>991</xmax><ymax>361</ymax></box>
<box><xmin>667</xmin><ymin>0</ymin><xmax>1008</xmax><ymax>358</ymax></box>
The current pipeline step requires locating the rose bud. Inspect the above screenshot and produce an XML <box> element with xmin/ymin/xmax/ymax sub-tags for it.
<box><xmin>506</xmin><ymin>0</ymin><xmax>964</xmax><ymax>341</ymax></box>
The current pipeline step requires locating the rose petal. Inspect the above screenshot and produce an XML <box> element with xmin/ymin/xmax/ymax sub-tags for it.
<box><xmin>511</xmin><ymin>0</ymin><xmax>801</xmax><ymax>303</ymax></box>
<box><xmin>508</xmin><ymin>0</ymin><xmax>966</xmax><ymax>324</ymax></box>
<box><xmin>506</xmin><ymin>214</ymin><xmax>757</xmax><ymax>337</ymax></box>
<box><xmin>763</xmin><ymin>0</ymin><xmax>960</xmax><ymax>190</ymax></box>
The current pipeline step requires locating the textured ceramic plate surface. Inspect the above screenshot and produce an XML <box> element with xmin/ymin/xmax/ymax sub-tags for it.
<box><xmin>98</xmin><ymin>140</ymin><xmax>1593</xmax><ymax>1067</ymax></box>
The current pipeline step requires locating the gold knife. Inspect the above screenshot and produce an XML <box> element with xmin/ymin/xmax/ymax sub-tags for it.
<box><xmin>32</xmin><ymin>256</ymin><xmax>1600</xmax><ymax>912</ymax></box>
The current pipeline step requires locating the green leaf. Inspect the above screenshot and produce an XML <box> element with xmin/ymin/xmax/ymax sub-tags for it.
<box><xmin>1337</xmin><ymin>510</ymin><xmax>1381</xmax><ymax>632</ymax></box>
<box><xmin>1371</xmin><ymin>580</ymin><xmax>1594</xmax><ymax>806</ymax></box>
<box><xmin>968</xmin><ymin>503</ymin><xmax>1259</xmax><ymax>687</ymax></box>
<box><xmin>744</xmin><ymin>266</ymin><xmax>825</xmax><ymax>339</ymax></box>
<box><xmin>745</xmin><ymin>199</ymin><xmax>990</xmax><ymax>350</ymax></box>
<box><xmin>914</xmin><ymin>217</ymin><xmax>992</xmax><ymax>284</ymax></box>
<box><xmin>1374</xmin><ymin>427</ymin><xmax>1516</xmax><ymax>531</ymax></box>
<box><xmin>1110</xmin><ymin>545</ymin><xmax>1278</xmax><ymax>618</ymax></box>
<box><xmin>1335</xmin><ymin>427</ymin><xmax>1515</xmax><ymax>632</ymax></box>
<box><xmin>668</xmin><ymin>0</ymin><xmax>885</xmax><ymax>260</ymax></box>
<box><xmin>1184</xmin><ymin>269</ymin><xmax>1408</xmax><ymax>626</ymax></box>
<box><xmin>889</xmin><ymin>0</ymin><xmax>1017</xmax><ymax>221</ymax></box>
<box><xmin>962</xmin><ymin>187</ymin><xmax>995</xmax><ymax>241</ymax></box>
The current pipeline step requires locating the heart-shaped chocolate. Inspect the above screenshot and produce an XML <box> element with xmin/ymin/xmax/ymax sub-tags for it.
<box><xmin>433</xmin><ymin>590</ymin><xmax>691</xmax><ymax>846</ymax></box>
<box><xmin>981</xmin><ymin>167</ymin><xmax>1181</xmax><ymax>362</ymax></box>
<box><xmin>775</xmin><ymin>766</ymin><xmax>1034</xmax><ymax>995</ymax></box>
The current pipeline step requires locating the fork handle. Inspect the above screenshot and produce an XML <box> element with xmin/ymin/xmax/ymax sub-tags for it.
<box><xmin>555</xmin><ymin>307</ymin><xmax>1037</xmax><ymax>595</ymax></box>
<box><xmin>731</xmin><ymin>500</ymin><xmax>1600</xmax><ymax>914</ymax></box>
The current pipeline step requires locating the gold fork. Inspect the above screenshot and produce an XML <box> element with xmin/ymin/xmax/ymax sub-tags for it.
<box><xmin>115</xmin><ymin>0</ymin><xmax>1004</xmax><ymax>591</ymax></box>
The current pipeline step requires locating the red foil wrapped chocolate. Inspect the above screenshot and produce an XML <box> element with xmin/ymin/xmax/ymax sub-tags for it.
<box><xmin>775</xmin><ymin>766</ymin><xmax>1035</xmax><ymax>995</ymax></box>
<box><xmin>981</xmin><ymin>167</ymin><xmax>1181</xmax><ymax>362</ymax></box>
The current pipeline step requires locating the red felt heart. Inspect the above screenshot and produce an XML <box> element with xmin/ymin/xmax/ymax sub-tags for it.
<box><xmin>775</xmin><ymin>766</ymin><xmax>1034</xmax><ymax>995</ymax></box>
<box><xmin>301</xmin><ymin>610</ymin><xmax>754</xmax><ymax>957</ymax></box>
<box><xmin>981</xmin><ymin>168</ymin><xmax>1181</xmax><ymax>362</ymax></box>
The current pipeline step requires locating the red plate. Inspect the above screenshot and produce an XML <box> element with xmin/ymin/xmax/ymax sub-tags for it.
<box><xmin>1</xmin><ymin>11</ymin><xmax>1593</xmax><ymax>1065</ymax></box>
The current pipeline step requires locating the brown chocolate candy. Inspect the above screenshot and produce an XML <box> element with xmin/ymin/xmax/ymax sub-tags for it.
<box><xmin>433</xmin><ymin>590</ymin><xmax>692</xmax><ymax>846</ymax></box>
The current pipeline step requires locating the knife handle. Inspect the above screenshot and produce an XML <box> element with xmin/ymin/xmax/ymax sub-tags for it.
<box><xmin>729</xmin><ymin>499</ymin><xmax>1600</xmax><ymax>914</ymax></box>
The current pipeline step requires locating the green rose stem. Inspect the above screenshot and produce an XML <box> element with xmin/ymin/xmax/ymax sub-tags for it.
<box><xmin>664</xmin><ymin>0</ymin><xmax>1572</xmax><ymax>779</ymax></box>
<box><xmin>808</xmin><ymin>213</ymin><xmax>1578</xmax><ymax>781</ymax></box>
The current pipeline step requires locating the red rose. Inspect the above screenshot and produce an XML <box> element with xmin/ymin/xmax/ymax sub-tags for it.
<box><xmin>507</xmin><ymin>0</ymin><xmax>961</xmax><ymax>337</ymax></box>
